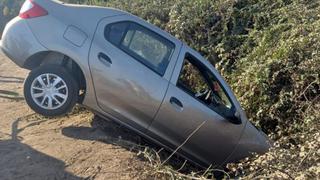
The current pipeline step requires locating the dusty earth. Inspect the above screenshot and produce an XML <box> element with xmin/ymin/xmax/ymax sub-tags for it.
<box><xmin>0</xmin><ymin>51</ymin><xmax>154</xmax><ymax>180</ymax></box>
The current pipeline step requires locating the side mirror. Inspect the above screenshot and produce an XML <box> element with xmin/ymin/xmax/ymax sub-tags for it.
<box><xmin>226</xmin><ymin>109</ymin><xmax>242</xmax><ymax>125</ymax></box>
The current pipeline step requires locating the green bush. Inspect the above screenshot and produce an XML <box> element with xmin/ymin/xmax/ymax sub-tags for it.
<box><xmin>1</xmin><ymin>0</ymin><xmax>319</xmax><ymax>178</ymax></box>
<box><xmin>0</xmin><ymin>0</ymin><xmax>23</xmax><ymax>36</ymax></box>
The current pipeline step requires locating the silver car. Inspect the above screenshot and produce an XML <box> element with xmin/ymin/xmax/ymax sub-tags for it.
<box><xmin>1</xmin><ymin>0</ymin><xmax>270</xmax><ymax>167</ymax></box>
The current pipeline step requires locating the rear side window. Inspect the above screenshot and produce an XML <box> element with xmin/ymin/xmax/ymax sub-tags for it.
<box><xmin>104</xmin><ymin>22</ymin><xmax>175</xmax><ymax>76</ymax></box>
<box><xmin>104</xmin><ymin>22</ymin><xmax>127</xmax><ymax>45</ymax></box>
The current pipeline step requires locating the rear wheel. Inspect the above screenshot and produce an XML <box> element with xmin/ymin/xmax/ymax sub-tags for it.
<box><xmin>24</xmin><ymin>65</ymin><xmax>79</xmax><ymax>117</ymax></box>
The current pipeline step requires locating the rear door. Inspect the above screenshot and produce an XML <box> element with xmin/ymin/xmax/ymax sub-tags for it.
<box><xmin>148</xmin><ymin>46</ymin><xmax>247</xmax><ymax>165</ymax></box>
<box><xmin>89</xmin><ymin>15</ymin><xmax>182</xmax><ymax>132</ymax></box>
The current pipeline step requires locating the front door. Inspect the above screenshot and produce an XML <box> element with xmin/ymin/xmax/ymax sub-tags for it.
<box><xmin>89</xmin><ymin>15</ymin><xmax>181</xmax><ymax>132</ymax></box>
<box><xmin>148</xmin><ymin>47</ymin><xmax>246</xmax><ymax>166</ymax></box>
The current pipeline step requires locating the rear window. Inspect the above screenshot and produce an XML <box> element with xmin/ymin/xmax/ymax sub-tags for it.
<box><xmin>104</xmin><ymin>22</ymin><xmax>175</xmax><ymax>76</ymax></box>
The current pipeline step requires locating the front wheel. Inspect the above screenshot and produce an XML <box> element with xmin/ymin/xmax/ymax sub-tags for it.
<box><xmin>24</xmin><ymin>65</ymin><xmax>79</xmax><ymax>117</ymax></box>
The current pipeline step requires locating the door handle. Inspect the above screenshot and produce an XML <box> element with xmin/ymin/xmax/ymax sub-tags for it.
<box><xmin>98</xmin><ymin>52</ymin><xmax>112</xmax><ymax>66</ymax></box>
<box><xmin>170</xmin><ymin>97</ymin><xmax>183</xmax><ymax>111</ymax></box>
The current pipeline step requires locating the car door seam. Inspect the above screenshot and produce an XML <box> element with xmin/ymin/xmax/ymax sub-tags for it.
<box><xmin>87</xmin><ymin>14</ymin><xmax>126</xmax><ymax>110</ymax></box>
<box><xmin>147</xmin><ymin>43</ymin><xmax>184</xmax><ymax>130</ymax></box>
<box><xmin>219</xmin><ymin>119</ymin><xmax>249</xmax><ymax>166</ymax></box>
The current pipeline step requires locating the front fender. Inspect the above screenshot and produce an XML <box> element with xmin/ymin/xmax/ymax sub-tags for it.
<box><xmin>226</xmin><ymin>122</ymin><xmax>271</xmax><ymax>163</ymax></box>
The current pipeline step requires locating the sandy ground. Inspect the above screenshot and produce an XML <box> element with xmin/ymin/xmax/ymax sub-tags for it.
<box><xmin>0</xmin><ymin>51</ymin><xmax>152</xmax><ymax>180</ymax></box>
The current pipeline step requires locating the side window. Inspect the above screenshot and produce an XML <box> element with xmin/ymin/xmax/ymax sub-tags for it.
<box><xmin>206</xmin><ymin>70</ymin><xmax>233</xmax><ymax>109</ymax></box>
<box><xmin>178</xmin><ymin>59</ymin><xmax>209</xmax><ymax>96</ymax></box>
<box><xmin>105</xmin><ymin>22</ymin><xmax>175</xmax><ymax>76</ymax></box>
<box><xmin>104</xmin><ymin>22</ymin><xmax>128</xmax><ymax>45</ymax></box>
<box><xmin>177</xmin><ymin>54</ymin><xmax>233</xmax><ymax>116</ymax></box>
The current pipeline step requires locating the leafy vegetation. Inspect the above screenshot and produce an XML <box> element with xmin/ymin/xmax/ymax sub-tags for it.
<box><xmin>0</xmin><ymin>0</ymin><xmax>23</xmax><ymax>36</ymax></box>
<box><xmin>1</xmin><ymin>0</ymin><xmax>319</xmax><ymax>179</ymax></box>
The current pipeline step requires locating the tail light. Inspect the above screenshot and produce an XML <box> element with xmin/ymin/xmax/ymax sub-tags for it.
<box><xmin>19</xmin><ymin>0</ymin><xmax>48</xmax><ymax>19</ymax></box>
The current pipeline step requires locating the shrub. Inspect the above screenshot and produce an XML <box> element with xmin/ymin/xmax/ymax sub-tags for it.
<box><xmin>1</xmin><ymin>0</ymin><xmax>319</xmax><ymax>178</ymax></box>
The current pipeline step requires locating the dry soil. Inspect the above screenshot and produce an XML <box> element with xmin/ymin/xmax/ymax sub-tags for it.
<box><xmin>0</xmin><ymin>51</ymin><xmax>152</xmax><ymax>180</ymax></box>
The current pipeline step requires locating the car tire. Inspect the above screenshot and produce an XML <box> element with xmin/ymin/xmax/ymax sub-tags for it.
<box><xmin>24</xmin><ymin>65</ymin><xmax>79</xmax><ymax>117</ymax></box>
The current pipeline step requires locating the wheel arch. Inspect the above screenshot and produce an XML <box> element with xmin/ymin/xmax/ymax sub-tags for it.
<box><xmin>23</xmin><ymin>51</ymin><xmax>87</xmax><ymax>103</ymax></box>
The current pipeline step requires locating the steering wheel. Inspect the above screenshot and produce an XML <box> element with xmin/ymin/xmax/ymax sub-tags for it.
<box><xmin>195</xmin><ymin>89</ymin><xmax>209</xmax><ymax>98</ymax></box>
<box><xmin>205</xmin><ymin>90</ymin><xmax>212</xmax><ymax>101</ymax></box>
